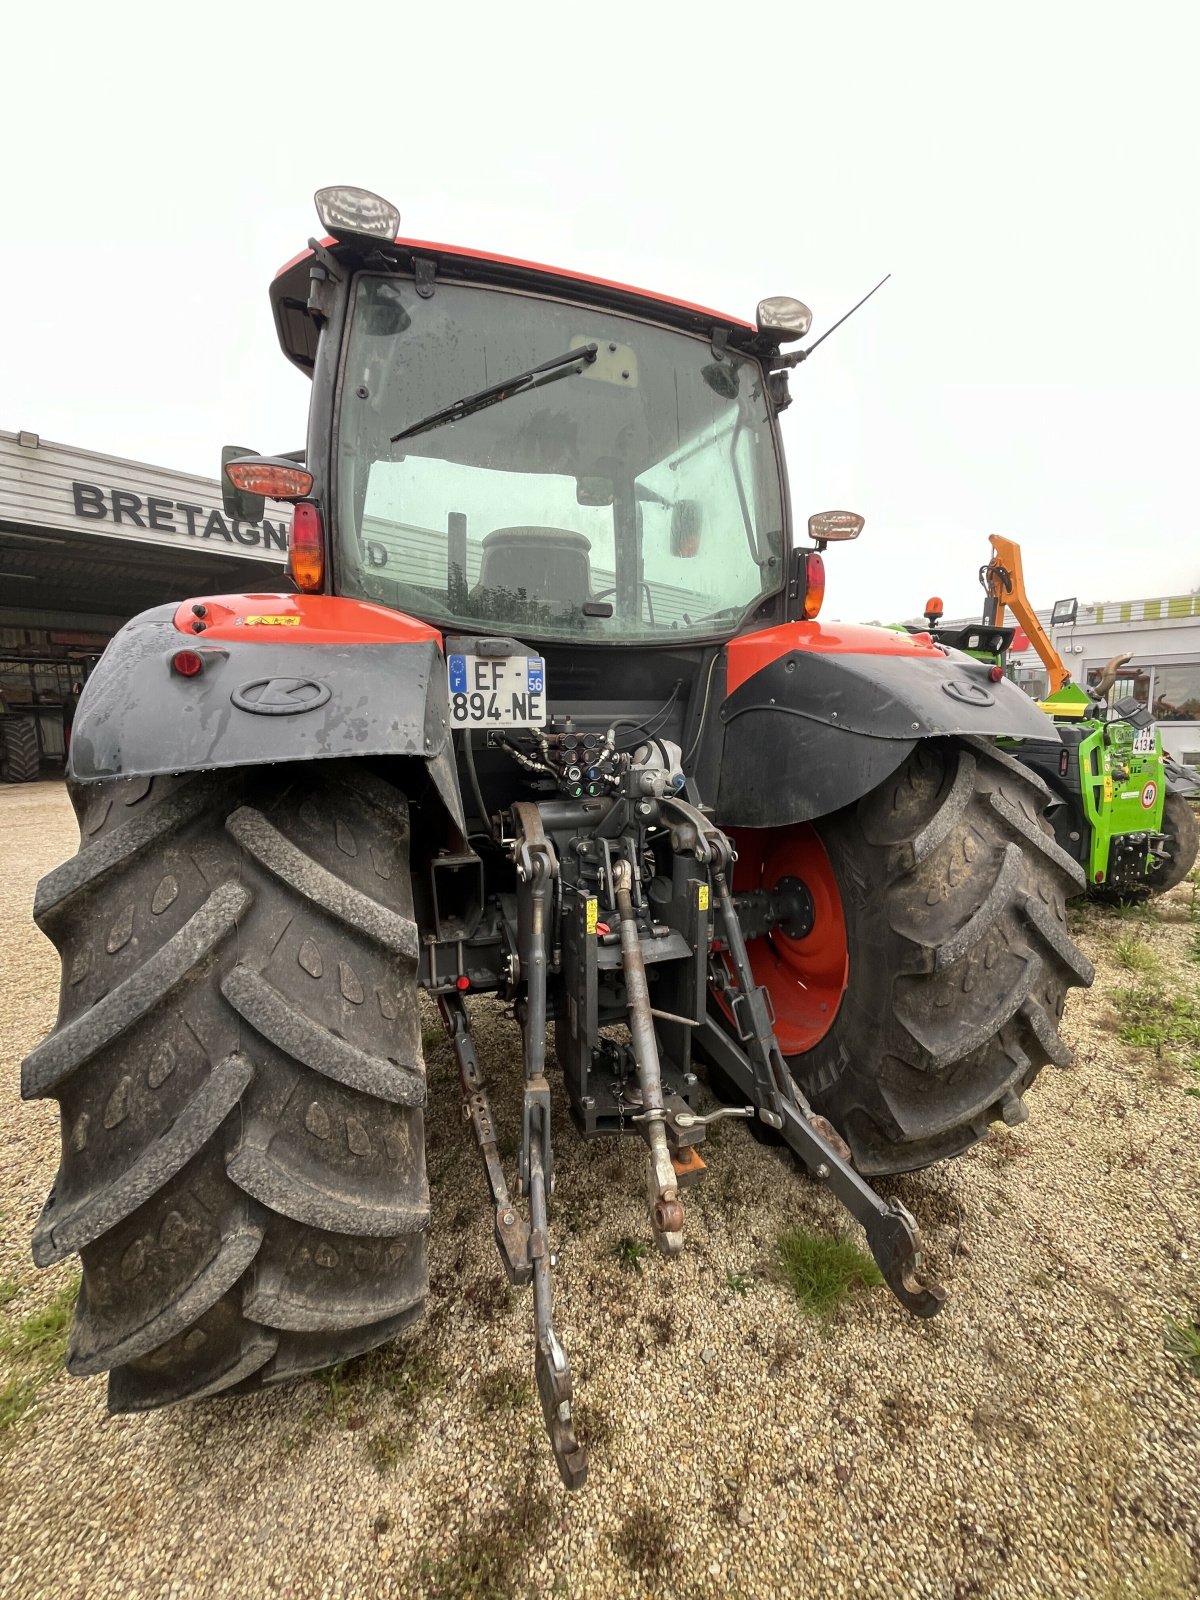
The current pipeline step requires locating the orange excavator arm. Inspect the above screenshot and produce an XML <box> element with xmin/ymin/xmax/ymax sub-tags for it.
<box><xmin>982</xmin><ymin>535</ymin><xmax>1072</xmax><ymax>694</ymax></box>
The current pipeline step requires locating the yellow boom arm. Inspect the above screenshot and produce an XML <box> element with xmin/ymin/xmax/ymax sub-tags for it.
<box><xmin>983</xmin><ymin>536</ymin><xmax>1072</xmax><ymax>694</ymax></box>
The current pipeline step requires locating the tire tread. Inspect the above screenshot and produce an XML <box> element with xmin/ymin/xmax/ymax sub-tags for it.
<box><xmin>22</xmin><ymin>765</ymin><xmax>428</xmax><ymax>1413</ymax></box>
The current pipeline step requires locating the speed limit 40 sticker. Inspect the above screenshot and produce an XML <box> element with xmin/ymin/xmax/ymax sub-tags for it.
<box><xmin>1141</xmin><ymin>780</ymin><xmax>1158</xmax><ymax>809</ymax></box>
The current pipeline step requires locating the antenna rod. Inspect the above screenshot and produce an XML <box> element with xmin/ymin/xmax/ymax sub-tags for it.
<box><xmin>777</xmin><ymin>274</ymin><xmax>891</xmax><ymax>368</ymax></box>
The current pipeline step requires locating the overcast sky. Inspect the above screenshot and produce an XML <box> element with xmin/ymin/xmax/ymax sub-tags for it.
<box><xmin>3</xmin><ymin>1</ymin><xmax>1197</xmax><ymax>621</ymax></box>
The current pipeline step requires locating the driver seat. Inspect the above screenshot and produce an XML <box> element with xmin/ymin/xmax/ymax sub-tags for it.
<box><xmin>475</xmin><ymin>527</ymin><xmax>593</xmax><ymax>612</ymax></box>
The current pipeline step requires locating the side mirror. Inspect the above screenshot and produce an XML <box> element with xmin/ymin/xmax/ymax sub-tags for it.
<box><xmin>361</xmin><ymin>280</ymin><xmax>412</xmax><ymax>337</ymax></box>
<box><xmin>221</xmin><ymin>445</ymin><xmax>265</xmax><ymax>522</ymax></box>
<box><xmin>807</xmin><ymin>509</ymin><xmax>864</xmax><ymax>544</ymax></box>
<box><xmin>701</xmin><ymin>360</ymin><xmax>740</xmax><ymax>399</ymax></box>
<box><xmin>756</xmin><ymin>296</ymin><xmax>813</xmax><ymax>342</ymax></box>
<box><xmin>670</xmin><ymin>500</ymin><xmax>702</xmax><ymax>558</ymax></box>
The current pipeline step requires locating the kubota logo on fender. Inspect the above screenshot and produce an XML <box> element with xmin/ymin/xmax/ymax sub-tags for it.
<box><xmin>231</xmin><ymin>677</ymin><xmax>331</xmax><ymax>715</ymax></box>
<box><xmin>941</xmin><ymin>679</ymin><xmax>995</xmax><ymax>707</ymax></box>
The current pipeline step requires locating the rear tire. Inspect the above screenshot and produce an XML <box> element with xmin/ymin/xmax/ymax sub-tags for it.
<box><xmin>1152</xmin><ymin>792</ymin><xmax>1199</xmax><ymax>895</ymax></box>
<box><xmin>1</xmin><ymin>715</ymin><xmax>40</xmax><ymax>782</ymax></box>
<box><xmin>777</xmin><ymin>739</ymin><xmax>1094</xmax><ymax>1175</ymax></box>
<box><xmin>21</xmin><ymin>764</ymin><xmax>428</xmax><ymax>1411</ymax></box>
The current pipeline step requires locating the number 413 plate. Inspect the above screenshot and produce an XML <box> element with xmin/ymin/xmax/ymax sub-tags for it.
<box><xmin>447</xmin><ymin>651</ymin><xmax>547</xmax><ymax>728</ymax></box>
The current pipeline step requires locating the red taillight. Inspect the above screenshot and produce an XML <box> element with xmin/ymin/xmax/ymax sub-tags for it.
<box><xmin>171</xmin><ymin>650</ymin><xmax>204</xmax><ymax>677</ymax></box>
<box><xmin>225</xmin><ymin>461</ymin><xmax>314</xmax><ymax>499</ymax></box>
<box><xmin>802</xmin><ymin>551</ymin><xmax>826</xmax><ymax>620</ymax></box>
<box><xmin>988</xmin><ymin>665</ymin><xmax>1004</xmax><ymax>683</ymax></box>
<box><xmin>289</xmin><ymin>502</ymin><xmax>325</xmax><ymax>593</ymax></box>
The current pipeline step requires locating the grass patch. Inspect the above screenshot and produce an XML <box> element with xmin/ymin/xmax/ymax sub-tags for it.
<box><xmin>0</xmin><ymin>1275</ymin><xmax>78</xmax><ymax>1373</ymax></box>
<box><xmin>366</xmin><ymin>1428</ymin><xmax>408</xmax><ymax>1474</ymax></box>
<box><xmin>643</xmin><ymin>1308</ymin><xmax>675</xmax><ymax>1347</ymax></box>
<box><xmin>0</xmin><ymin>1376</ymin><xmax>39</xmax><ymax>1435</ymax></box>
<box><xmin>1113</xmin><ymin>897</ymin><xmax>1156</xmax><ymax>922</ymax></box>
<box><xmin>366</xmin><ymin>1343</ymin><xmax>446</xmax><ymax>1410</ymax></box>
<box><xmin>0</xmin><ymin>1273</ymin><xmax>78</xmax><ymax>1444</ymax></box>
<box><xmin>317</xmin><ymin>1362</ymin><xmax>356</xmax><ymax>1423</ymax></box>
<box><xmin>777</xmin><ymin>1228</ymin><xmax>884</xmax><ymax>1318</ymax></box>
<box><xmin>1164</xmin><ymin>1318</ymin><xmax>1200</xmax><ymax>1377</ymax></box>
<box><xmin>575</xmin><ymin>1401</ymin><xmax>616</xmax><ymax>1454</ymax></box>
<box><xmin>463</xmin><ymin>1274</ymin><xmax>513</xmax><ymax>1322</ymax></box>
<box><xmin>615</xmin><ymin>1236</ymin><xmax>648</xmax><ymax>1275</ymax></box>
<box><xmin>419</xmin><ymin>1447</ymin><xmax>556</xmax><ymax>1599</ymax></box>
<box><xmin>1067</xmin><ymin>904</ymin><xmax>1091</xmax><ymax>935</ymax></box>
<box><xmin>725</xmin><ymin>1270</ymin><xmax>752</xmax><ymax>1297</ymax></box>
<box><xmin>1104</xmin><ymin>1545</ymin><xmax>1198</xmax><ymax>1600</ymax></box>
<box><xmin>1113</xmin><ymin>935</ymin><xmax>1159</xmax><ymax>972</ymax></box>
<box><xmin>0</xmin><ymin>1280</ymin><xmax>20</xmax><ymax>1312</ymax></box>
<box><xmin>1113</xmin><ymin>981</ymin><xmax>1200</xmax><ymax>1056</ymax></box>
<box><xmin>317</xmin><ymin>1337</ymin><xmax>447</xmax><ymax>1436</ymax></box>
<box><xmin>421</xmin><ymin>1022</ymin><xmax>446</xmax><ymax>1055</ymax></box>
<box><xmin>476</xmin><ymin>1364</ymin><xmax>532</xmax><ymax>1414</ymax></box>
<box><xmin>614</xmin><ymin>1505</ymin><xmax>676</xmax><ymax>1577</ymax></box>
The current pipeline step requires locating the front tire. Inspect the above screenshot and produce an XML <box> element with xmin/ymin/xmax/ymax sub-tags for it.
<box><xmin>737</xmin><ymin>739</ymin><xmax>1095</xmax><ymax>1176</ymax></box>
<box><xmin>1152</xmin><ymin>792</ymin><xmax>1199</xmax><ymax>896</ymax></box>
<box><xmin>21</xmin><ymin>764</ymin><xmax>429</xmax><ymax>1411</ymax></box>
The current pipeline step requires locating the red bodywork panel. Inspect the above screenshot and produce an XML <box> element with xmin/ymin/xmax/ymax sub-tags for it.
<box><xmin>172</xmin><ymin>593</ymin><xmax>443</xmax><ymax>649</ymax></box>
<box><xmin>274</xmin><ymin>235</ymin><xmax>754</xmax><ymax>331</ymax></box>
<box><xmin>725</xmin><ymin>622</ymin><xmax>942</xmax><ymax>695</ymax></box>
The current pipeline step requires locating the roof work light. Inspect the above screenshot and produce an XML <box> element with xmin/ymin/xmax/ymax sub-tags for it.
<box><xmin>314</xmin><ymin>186</ymin><xmax>401</xmax><ymax>242</ymax></box>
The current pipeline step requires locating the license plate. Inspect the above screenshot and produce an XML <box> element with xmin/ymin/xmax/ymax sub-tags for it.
<box><xmin>1132</xmin><ymin>726</ymin><xmax>1156</xmax><ymax>754</ymax></box>
<box><xmin>447</xmin><ymin>651</ymin><xmax>547</xmax><ymax>728</ymax></box>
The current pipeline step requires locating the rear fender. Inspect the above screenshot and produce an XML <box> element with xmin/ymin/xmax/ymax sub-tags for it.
<box><xmin>717</xmin><ymin>621</ymin><xmax>1063</xmax><ymax>827</ymax></box>
<box><xmin>1165</xmin><ymin>756</ymin><xmax>1200</xmax><ymax>799</ymax></box>
<box><xmin>67</xmin><ymin>593</ymin><xmax>464</xmax><ymax>830</ymax></box>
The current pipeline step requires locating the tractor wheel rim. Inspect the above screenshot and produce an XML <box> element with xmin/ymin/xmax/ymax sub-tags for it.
<box><xmin>727</xmin><ymin>824</ymin><xmax>849</xmax><ymax>1055</ymax></box>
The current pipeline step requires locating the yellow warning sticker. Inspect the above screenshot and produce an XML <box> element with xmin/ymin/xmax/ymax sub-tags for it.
<box><xmin>1102</xmin><ymin>775</ymin><xmax>1114</xmax><ymax>803</ymax></box>
<box><xmin>244</xmin><ymin>614</ymin><xmax>301</xmax><ymax>627</ymax></box>
<box><xmin>586</xmin><ymin>898</ymin><xmax>599</xmax><ymax>934</ymax></box>
<box><xmin>697</xmin><ymin>884</ymin><xmax>710</xmax><ymax>911</ymax></box>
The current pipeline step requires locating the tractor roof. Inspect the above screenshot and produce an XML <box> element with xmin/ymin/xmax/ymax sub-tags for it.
<box><xmin>270</xmin><ymin>235</ymin><xmax>756</xmax><ymax>374</ymax></box>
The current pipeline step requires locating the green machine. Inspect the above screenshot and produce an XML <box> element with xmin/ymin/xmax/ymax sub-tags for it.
<box><xmin>920</xmin><ymin>537</ymin><xmax>1198</xmax><ymax>900</ymax></box>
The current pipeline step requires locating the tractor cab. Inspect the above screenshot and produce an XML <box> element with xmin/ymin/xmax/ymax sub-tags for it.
<box><xmin>247</xmin><ymin>192</ymin><xmax>820</xmax><ymax>651</ymax></box>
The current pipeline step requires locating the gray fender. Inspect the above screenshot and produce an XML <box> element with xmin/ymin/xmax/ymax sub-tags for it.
<box><xmin>67</xmin><ymin>604</ymin><xmax>463</xmax><ymax>830</ymax></box>
<box><xmin>716</xmin><ymin>644</ymin><xmax>1062</xmax><ymax>827</ymax></box>
<box><xmin>1164</xmin><ymin>756</ymin><xmax>1200</xmax><ymax>799</ymax></box>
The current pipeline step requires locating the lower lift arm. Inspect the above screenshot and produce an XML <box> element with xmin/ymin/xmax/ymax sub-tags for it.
<box><xmin>706</xmin><ymin>856</ymin><xmax>944</xmax><ymax>1318</ymax></box>
<box><xmin>438</xmin><ymin>788</ymin><xmax>944</xmax><ymax>1489</ymax></box>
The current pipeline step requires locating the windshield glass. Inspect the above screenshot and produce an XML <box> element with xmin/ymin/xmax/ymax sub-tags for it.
<box><xmin>335</xmin><ymin>277</ymin><xmax>785</xmax><ymax>642</ymax></box>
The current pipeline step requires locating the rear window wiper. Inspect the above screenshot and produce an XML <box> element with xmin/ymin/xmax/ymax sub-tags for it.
<box><xmin>390</xmin><ymin>343</ymin><xmax>598</xmax><ymax>444</ymax></box>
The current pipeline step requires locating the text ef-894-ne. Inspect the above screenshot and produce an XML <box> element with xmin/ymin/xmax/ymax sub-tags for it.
<box><xmin>447</xmin><ymin>653</ymin><xmax>547</xmax><ymax>728</ymax></box>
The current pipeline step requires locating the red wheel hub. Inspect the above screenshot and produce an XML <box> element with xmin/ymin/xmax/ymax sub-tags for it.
<box><xmin>725</xmin><ymin>825</ymin><xmax>849</xmax><ymax>1055</ymax></box>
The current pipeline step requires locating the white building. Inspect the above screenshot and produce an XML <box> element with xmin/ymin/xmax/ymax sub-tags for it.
<box><xmin>1</xmin><ymin>428</ymin><xmax>289</xmax><ymax>768</ymax></box>
<box><xmin>953</xmin><ymin>591</ymin><xmax>1200</xmax><ymax>766</ymax></box>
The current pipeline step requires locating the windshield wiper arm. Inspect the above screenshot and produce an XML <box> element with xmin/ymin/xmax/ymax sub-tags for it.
<box><xmin>390</xmin><ymin>343</ymin><xmax>598</xmax><ymax>444</ymax></box>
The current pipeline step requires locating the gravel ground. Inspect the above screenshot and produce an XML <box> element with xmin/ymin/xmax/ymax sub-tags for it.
<box><xmin>2</xmin><ymin>780</ymin><xmax>1198</xmax><ymax>1600</ymax></box>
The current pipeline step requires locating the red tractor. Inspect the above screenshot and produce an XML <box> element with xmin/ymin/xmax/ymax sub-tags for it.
<box><xmin>22</xmin><ymin>188</ymin><xmax>1091</xmax><ymax>1486</ymax></box>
